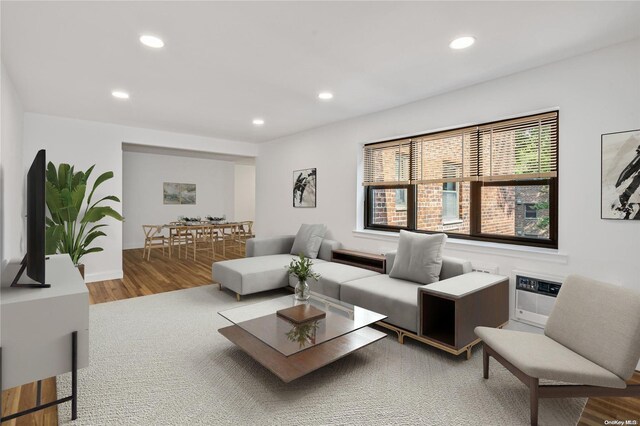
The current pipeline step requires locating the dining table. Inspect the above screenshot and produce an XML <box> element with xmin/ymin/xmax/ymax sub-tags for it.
<box><xmin>163</xmin><ymin>222</ymin><xmax>245</xmax><ymax>259</ymax></box>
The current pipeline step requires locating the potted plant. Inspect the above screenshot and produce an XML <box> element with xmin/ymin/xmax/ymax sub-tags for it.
<box><xmin>45</xmin><ymin>162</ymin><xmax>124</xmax><ymax>278</ymax></box>
<box><xmin>286</xmin><ymin>254</ymin><xmax>320</xmax><ymax>301</ymax></box>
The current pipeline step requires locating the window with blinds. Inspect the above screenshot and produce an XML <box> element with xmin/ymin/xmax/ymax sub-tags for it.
<box><xmin>363</xmin><ymin>111</ymin><xmax>558</xmax><ymax>248</ymax></box>
<box><xmin>362</xmin><ymin>139</ymin><xmax>411</xmax><ymax>186</ymax></box>
<box><xmin>474</xmin><ymin>111</ymin><xmax>558</xmax><ymax>181</ymax></box>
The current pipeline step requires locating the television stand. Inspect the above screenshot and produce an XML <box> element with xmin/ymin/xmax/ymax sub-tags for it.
<box><xmin>1</xmin><ymin>254</ymin><xmax>88</xmax><ymax>422</ymax></box>
<box><xmin>0</xmin><ymin>331</ymin><xmax>77</xmax><ymax>422</ymax></box>
<box><xmin>10</xmin><ymin>255</ymin><xmax>51</xmax><ymax>288</ymax></box>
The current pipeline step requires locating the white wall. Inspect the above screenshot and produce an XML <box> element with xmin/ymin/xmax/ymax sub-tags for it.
<box><xmin>122</xmin><ymin>151</ymin><xmax>236</xmax><ymax>249</ymax></box>
<box><xmin>23</xmin><ymin>113</ymin><xmax>258</xmax><ymax>282</ymax></box>
<box><xmin>1</xmin><ymin>64</ymin><xmax>24</xmax><ymax>272</ymax></box>
<box><xmin>256</xmin><ymin>39</ymin><xmax>640</xmax><ymax>299</ymax></box>
<box><xmin>234</xmin><ymin>164</ymin><xmax>256</xmax><ymax>223</ymax></box>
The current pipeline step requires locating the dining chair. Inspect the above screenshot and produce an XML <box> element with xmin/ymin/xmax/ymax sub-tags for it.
<box><xmin>142</xmin><ymin>225</ymin><xmax>170</xmax><ymax>261</ymax></box>
<box><xmin>170</xmin><ymin>226</ymin><xmax>195</xmax><ymax>259</ymax></box>
<box><xmin>193</xmin><ymin>225</ymin><xmax>217</xmax><ymax>261</ymax></box>
<box><xmin>235</xmin><ymin>221</ymin><xmax>254</xmax><ymax>245</ymax></box>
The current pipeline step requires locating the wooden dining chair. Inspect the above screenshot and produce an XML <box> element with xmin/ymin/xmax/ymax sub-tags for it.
<box><xmin>142</xmin><ymin>225</ymin><xmax>170</xmax><ymax>261</ymax></box>
<box><xmin>193</xmin><ymin>225</ymin><xmax>218</xmax><ymax>261</ymax></box>
<box><xmin>235</xmin><ymin>221</ymin><xmax>254</xmax><ymax>245</ymax></box>
<box><xmin>170</xmin><ymin>226</ymin><xmax>194</xmax><ymax>260</ymax></box>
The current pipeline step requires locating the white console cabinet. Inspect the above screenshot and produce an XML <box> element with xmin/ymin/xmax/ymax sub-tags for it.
<box><xmin>1</xmin><ymin>254</ymin><xmax>89</xmax><ymax>421</ymax></box>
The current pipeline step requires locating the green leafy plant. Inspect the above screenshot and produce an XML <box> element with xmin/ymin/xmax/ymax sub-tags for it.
<box><xmin>286</xmin><ymin>253</ymin><xmax>320</xmax><ymax>282</ymax></box>
<box><xmin>285</xmin><ymin>321</ymin><xmax>319</xmax><ymax>348</ymax></box>
<box><xmin>45</xmin><ymin>162</ymin><xmax>124</xmax><ymax>265</ymax></box>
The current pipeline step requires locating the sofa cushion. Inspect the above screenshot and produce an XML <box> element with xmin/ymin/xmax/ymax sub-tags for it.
<box><xmin>389</xmin><ymin>231</ymin><xmax>447</xmax><ymax>285</ymax></box>
<box><xmin>290</xmin><ymin>224</ymin><xmax>327</xmax><ymax>259</ymax></box>
<box><xmin>213</xmin><ymin>254</ymin><xmax>327</xmax><ymax>296</ymax></box>
<box><xmin>385</xmin><ymin>251</ymin><xmax>472</xmax><ymax>280</ymax></box>
<box><xmin>288</xmin><ymin>262</ymin><xmax>379</xmax><ymax>299</ymax></box>
<box><xmin>475</xmin><ymin>327</ymin><xmax>626</xmax><ymax>388</ymax></box>
<box><xmin>340</xmin><ymin>274</ymin><xmax>419</xmax><ymax>333</ymax></box>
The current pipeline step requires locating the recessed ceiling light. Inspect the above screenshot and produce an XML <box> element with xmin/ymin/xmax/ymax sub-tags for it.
<box><xmin>111</xmin><ymin>90</ymin><xmax>130</xmax><ymax>99</ymax></box>
<box><xmin>449</xmin><ymin>36</ymin><xmax>476</xmax><ymax>50</ymax></box>
<box><xmin>252</xmin><ymin>118</ymin><xmax>265</xmax><ymax>126</ymax></box>
<box><xmin>139</xmin><ymin>34</ymin><xmax>164</xmax><ymax>48</ymax></box>
<box><xmin>318</xmin><ymin>92</ymin><xmax>334</xmax><ymax>100</ymax></box>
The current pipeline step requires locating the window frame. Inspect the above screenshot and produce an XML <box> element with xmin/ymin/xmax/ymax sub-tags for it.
<box><xmin>364</xmin><ymin>184</ymin><xmax>415</xmax><ymax>231</ymax></box>
<box><xmin>363</xmin><ymin>112</ymin><xmax>559</xmax><ymax>249</ymax></box>
<box><xmin>441</xmin><ymin>181</ymin><xmax>460</xmax><ymax>222</ymax></box>
<box><xmin>524</xmin><ymin>203</ymin><xmax>538</xmax><ymax>219</ymax></box>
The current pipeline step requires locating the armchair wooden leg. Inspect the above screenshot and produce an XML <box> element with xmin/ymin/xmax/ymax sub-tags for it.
<box><xmin>483</xmin><ymin>346</ymin><xmax>490</xmax><ymax>379</ymax></box>
<box><xmin>236</xmin><ymin>293</ymin><xmax>241</xmax><ymax>302</ymax></box>
<box><xmin>530</xmin><ymin>377</ymin><xmax>539</xmax><ymax>426</ymax></box>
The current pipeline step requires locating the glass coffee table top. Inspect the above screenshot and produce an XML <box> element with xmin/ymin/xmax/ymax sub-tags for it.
<box><xmin>218</xmin><ymin>293</ymin><xmax>386</xmax><ymax>357</ymax></box>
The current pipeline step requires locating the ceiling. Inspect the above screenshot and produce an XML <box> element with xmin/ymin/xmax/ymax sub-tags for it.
<box><xmin>3</xmin><ymin>2</ymin><xmax>640</xmax><ymax>144</ymax></box>
<box><xmin>122</xmin><ymin>143</ymin><xmax>255</xmax><ymax>165</ymax></box>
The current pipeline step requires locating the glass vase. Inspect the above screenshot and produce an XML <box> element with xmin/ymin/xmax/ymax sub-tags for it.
<box><xmin>294</xmin><ymin>280</ymin><xmax>310</xmax><ymax>301</ymax></box>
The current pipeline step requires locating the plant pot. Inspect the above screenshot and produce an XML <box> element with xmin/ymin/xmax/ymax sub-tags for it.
<box><xmin>76</xmin><ymin>264</ymin><xmax>85</xmax><ymax>280</ymax></box>
<box><xmin>294</xmin><ymin>280</ymin><xmax>310</xmax><ymax>301</ymax></box>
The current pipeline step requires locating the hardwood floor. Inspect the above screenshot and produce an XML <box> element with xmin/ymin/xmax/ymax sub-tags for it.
<box><xmin>578</xmin><ymin>373</ymin><xmax>640</xmax><ymax>425</ymax></box>
<box><xmin>87</xmin><ymin>242</ymin><xmax>244</xmax><ymax>304</ymax></box>
<box><xmin>2</xmin><ymin>242</ymin><xmax>638</xmax><ymax>425</ymax></box>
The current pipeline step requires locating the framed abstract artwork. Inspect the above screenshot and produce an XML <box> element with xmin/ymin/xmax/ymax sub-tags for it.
<box><xmin>293</xmin><ymin>168</ymin><xmax>316</xmax><ymax>208</ymax></box>
<box><xmin>163</xmin><ymin>182</ymin><xmax>197</xmax><ymax>205</ymax></box>
<box><xmin>601</xmin><ymin>129</ymin><xmax>640</xmax><ymax>220</ymax></box>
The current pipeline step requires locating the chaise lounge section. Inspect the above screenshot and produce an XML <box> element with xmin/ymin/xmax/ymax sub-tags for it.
<box><xmin>212</xmin><ymin>235</ymin><xmax>349</xmax><ymax>300</ymax></box>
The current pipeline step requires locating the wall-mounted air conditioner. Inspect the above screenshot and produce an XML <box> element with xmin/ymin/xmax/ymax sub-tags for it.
<box><xmin>512</xmin><ymin>270</ymin><xmax>564</xmax><ymax>329</ymax></box>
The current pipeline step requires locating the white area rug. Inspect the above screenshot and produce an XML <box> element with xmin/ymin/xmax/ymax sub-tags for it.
<box><xmin>58</xmin><ymin>285</ymin><xmax>585</xmax><ymax>425</ymax></box>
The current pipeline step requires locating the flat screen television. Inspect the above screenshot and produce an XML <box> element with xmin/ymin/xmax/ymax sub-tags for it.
<box><xmin>12</xmin><ymin>149</ymin><xmax>50</xmax><ymax>288</ymax></box>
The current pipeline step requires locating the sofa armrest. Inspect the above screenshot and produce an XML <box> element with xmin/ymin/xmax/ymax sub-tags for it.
<box><xmin>318</xmin><ymin>239</ymin><xmax>342</xmax><ymax>262</ymax></box>
<box><xmin>384</xmin><ymin>251</ymin><xmax>397</xmax><ymax>274</ymax></box>
<box><xmin>246</xmin><ymin>235</ymin><xmax>295</xmax><ymax>257</ymax></box>
<box><xmin>440</xmin><ymin>256</ymin><xmax>472</xmax><ymax>280</ymax></box>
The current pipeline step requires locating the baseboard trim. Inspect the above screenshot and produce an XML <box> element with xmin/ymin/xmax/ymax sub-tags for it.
<box><xmin>85</xmin><ymin>269</ymin><xmax>123</xmax><ymax>283</ymax></box>
<box><xmin>123</xmin><ymin>243</ymin><xmax>144</xmax><ymax>250</ymax></box>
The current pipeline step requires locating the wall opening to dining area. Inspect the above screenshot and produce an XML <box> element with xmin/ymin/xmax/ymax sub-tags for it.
<box><xmin>121</xmin><ymin>143</ymin><xmax>256</xmax><ymax>252</ymax></box>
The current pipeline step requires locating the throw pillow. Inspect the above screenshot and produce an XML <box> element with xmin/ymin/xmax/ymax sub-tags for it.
<box><xmin>389</xmin><ymin>230</ymin><xmax>447</xmax><ymax>285</ymax></box>
<box><xmin>290</xmin><ymin>224</ymin><xmax>327</xmax><ymax>259</ymax></box>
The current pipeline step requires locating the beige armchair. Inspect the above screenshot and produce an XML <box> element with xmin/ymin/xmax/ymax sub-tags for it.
<box><xmin>475</xmin><ymin>275</ymin><xmax>640</xmax><ymax>426</ymax></box>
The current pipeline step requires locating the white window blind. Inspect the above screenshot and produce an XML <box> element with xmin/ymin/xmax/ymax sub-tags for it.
<box><xmin>475</xmin><ymin>111</ymin><xmax>558</xmax><ymax>181</ymax></box>
<box><xmin>363</xmin><ymin>111</ymin><xmax>558</xmax><ymax>185</ymax></box>
<box><xmin>362</xmin><ymin>139</ymin><xmax>411</xmax><ymax>186</ymax></box>
<box><xmin>410</xmin><ymin>127</ymin><xmax>476</xmax><ymax>183</ymax></box>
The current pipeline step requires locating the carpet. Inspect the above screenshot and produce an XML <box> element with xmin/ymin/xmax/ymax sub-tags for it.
<box><xmin>58</xmin><ymin>285</ymin><xmax>585</xmax><ymax>425</ymax></box>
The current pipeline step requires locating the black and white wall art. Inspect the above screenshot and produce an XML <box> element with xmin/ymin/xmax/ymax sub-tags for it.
<box><xmin>601</xmin><ymin>129</ymin><xmax>640</xmax><ymax>220</ymax></box>
<box><xmin>293</xmin><ymin>168</ymin><xmax>317</xmax><ymax>208</ymax></box>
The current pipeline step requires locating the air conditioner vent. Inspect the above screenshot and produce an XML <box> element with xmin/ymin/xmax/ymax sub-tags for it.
<box><xmin>513</xmin><ymin>271</ymin><xmax>564</xmax><ymax>329</ymax></box>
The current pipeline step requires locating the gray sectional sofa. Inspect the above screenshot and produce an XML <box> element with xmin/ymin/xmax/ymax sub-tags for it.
<box><xmin>212</xmin><ymin>235</ymin><xmax>472</xmax><ymax>334</ymax></box>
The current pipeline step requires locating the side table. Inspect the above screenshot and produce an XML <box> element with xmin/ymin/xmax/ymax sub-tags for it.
<box><xmin>417</xmin><ymin>272</ymin><xmax>509</xmax><ymax>359</ymax></box>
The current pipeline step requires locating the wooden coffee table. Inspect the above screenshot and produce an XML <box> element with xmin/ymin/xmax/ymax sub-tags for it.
<box><xmin>218</xmin><ymin>293</ymin><xmax>387</xmax><ymax>382</ymax></box>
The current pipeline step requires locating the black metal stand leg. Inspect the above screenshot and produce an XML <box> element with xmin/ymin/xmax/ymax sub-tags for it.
<box><xmin>72</xmin><ymin>331</ymin><xmax>78</xmax><ymax>420</ymax></box>
<box><xmin>0</xmin><ymin>331</ymin><xmax>79</xmax><ymax>423</ymax></box>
